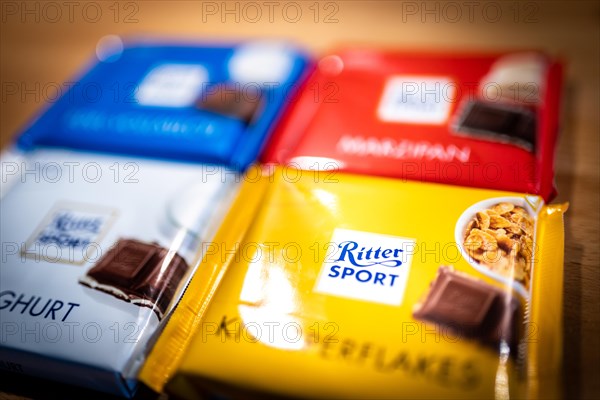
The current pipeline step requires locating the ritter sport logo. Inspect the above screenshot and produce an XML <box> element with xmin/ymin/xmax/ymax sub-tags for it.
<box><xmin>314</xmin><ymin>228</ymin><xmax>416</xmax><ymax>306</ymax></box>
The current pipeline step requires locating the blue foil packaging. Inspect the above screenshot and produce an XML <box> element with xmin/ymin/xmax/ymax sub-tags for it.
<box><xmin>17</xmin><ymin>40</ymin><xmax>309</xmax><ymax>170</ymax></box>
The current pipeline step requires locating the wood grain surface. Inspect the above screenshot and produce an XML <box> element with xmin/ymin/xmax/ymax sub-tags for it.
<box><xmin>0</xmin><ymin>1</ymin><xmax>598</xmax><ymax>399</ymax></box>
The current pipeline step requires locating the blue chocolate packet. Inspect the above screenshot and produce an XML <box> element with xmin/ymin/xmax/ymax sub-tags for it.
<box><xmin>17</xmin><ymin>40</ymin><xmax>309</xmax><ymax>170</ymax></box>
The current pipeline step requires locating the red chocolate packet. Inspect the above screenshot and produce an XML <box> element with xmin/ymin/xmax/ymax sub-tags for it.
<box><xmin>262</xmin><ymin>49</ymin><xmax>563</xmax><ymax>201</ymax></box>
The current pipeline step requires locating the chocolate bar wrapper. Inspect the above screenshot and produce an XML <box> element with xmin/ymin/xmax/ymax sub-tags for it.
<box><xmin>262</xmin><ymin>49</ymin><xmax>562</xmax><ymax>201</ymax></box>
<box><xmin>141</xmin><ymin>168</ymin><xmax>566</xmax><ymax>399</ymax></box>
<box><xmin>17</xmin><ymin>40</ymin><xmax>310</xmax><ymax>171</ymax></box>
<box><xmin>0</xmin><ymin>149</ymin><xmax>239</xmax><ymax>396</ymax></box>
<box><xmin>0</xmin><ymin>40</ymin><xmax>309</xmax><ymax>397</ymax></box>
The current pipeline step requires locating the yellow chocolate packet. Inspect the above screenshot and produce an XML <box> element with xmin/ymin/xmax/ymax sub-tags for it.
<box><xmin>140</xmin><ymin>167</ymin><xmax>566</xmax><ymax>399</ymax></box>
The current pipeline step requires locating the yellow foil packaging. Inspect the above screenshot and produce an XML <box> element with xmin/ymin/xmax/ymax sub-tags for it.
<box><xmin>141</xmin><ymin>167</ymin><xmax>566</xmax><ymax>399</ymax></box>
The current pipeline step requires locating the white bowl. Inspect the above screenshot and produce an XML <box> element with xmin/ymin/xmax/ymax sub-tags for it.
<box><xmin>454</xmin><ymin>196</ymin><xmax>536</xmax><ymax>299</ymax></box>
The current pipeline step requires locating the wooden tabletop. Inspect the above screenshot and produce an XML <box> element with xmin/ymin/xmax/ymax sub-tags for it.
<box><xmin>1</xmin><ymin>1</ymin><xmax>598</xmax><ymax>399</ymax></box>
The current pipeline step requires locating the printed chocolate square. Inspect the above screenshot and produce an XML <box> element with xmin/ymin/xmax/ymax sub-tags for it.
<box><xmin>86</xmin><ymin>239</ymin><xmax>155</xmax><ymax>289</ymax></box>
<box><xmin>413</xmin><ymin>267</ymin><xmax>521</xmax><ymax>349</ymax></box>
<box><xmin>131</xmin><ymin>246</ymin><xmax>189</xmax><ymax>315</ymax></box>
<box><xmin>79</xmin><ymin>239</ymin><xmax>188</xmax><ymax>319</ymax></box>
<box><xmin>453</xmin><ymin>100</ymin><xmax>536</xmax><ymax>151</ymax></box>
<box><xmin>195</xmin><ymin>85</ymin><xmax>262</xmax><ymax>123</ymax></box>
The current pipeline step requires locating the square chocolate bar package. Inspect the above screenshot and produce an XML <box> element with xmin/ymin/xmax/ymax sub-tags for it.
<box><xmin>141</xmin><ymin>168</ymin><xmax>567</xmax><ymax>399</ymax></box>
<box><xmin>0</xmin><ymin>40</ymin><xmax>309</xmax><ymax>396</ymax></box>
<box><xmin>262</xmin><ymin>50</ymin><xmax>563</xmax><ymax>201</ymax></box>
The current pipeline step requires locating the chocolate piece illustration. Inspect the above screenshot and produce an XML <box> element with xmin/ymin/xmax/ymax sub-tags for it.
<box><xmin>79</xmin><ymin>239</ymin><xmax>188</xmax><ymax>319</ymax></box>
<box><xmin>413</xmin><ymin>267</ymin><xmax>521</xmax><ymax>350</ymax></box>
<box><xmin>196</xmin><ymin>85</ymin><xmax>263</xmax><ymax>123</ymax></box>
<box><xmin>453</xmin><ymin>100</ymin><xmax>536</xmax><ymax>151</ymax></box>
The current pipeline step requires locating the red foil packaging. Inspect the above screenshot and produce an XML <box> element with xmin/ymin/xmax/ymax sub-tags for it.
<box><xmin>263</xmin><ymin>49</ymin><xmax>563</xmax><ymax>201</ymax></box>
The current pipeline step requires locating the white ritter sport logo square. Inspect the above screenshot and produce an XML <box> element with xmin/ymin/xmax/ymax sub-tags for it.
<box><xmin>136</xmin><ymin>64</ymin><xmax>208</xmax><ymax>108</ymax></box>
<box><xmin>23</xmin><ymin>202</ymin><xmax>118</xmax><ymax>265</ymax></box>
<box><xmin>314</xmin><ymin>229</ymin><xmax>416</xmax><ymax>306</ymax></box>
<box><xmin>377</xmin><ymin>75</ymin><xmax>455</xmax><ymax>125</ymax></box>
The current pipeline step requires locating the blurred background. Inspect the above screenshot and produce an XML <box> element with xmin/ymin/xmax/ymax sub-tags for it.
<box><xmin>1</xmin><ymin>1</ymin><xmax>598</xmax><ymax>398</ymax></box>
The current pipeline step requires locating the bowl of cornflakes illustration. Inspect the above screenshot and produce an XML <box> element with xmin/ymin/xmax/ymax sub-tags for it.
<box><xmin>455</xmin><ymin>197</ymin><xmax>539</xmax><ymax>299</ymax></box>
